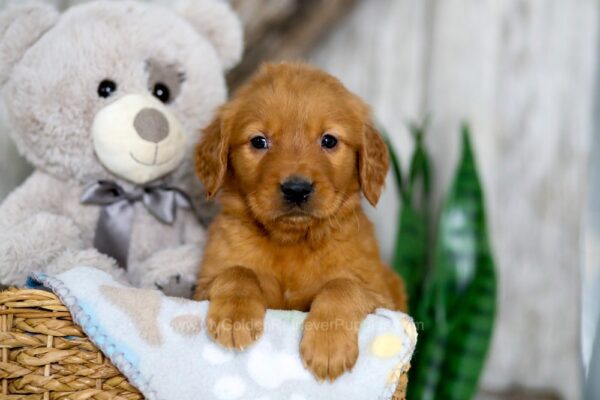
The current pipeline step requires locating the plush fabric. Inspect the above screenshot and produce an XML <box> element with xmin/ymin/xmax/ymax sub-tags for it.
<box><xmin>31</xmin><ymin>267</ymin><xmax>417</xmax><ymax>400</ymax></box>
<box><xmin>0</xmin><ymin>0</ymin><xmax>243</xmax><ymax>295</ymax></box>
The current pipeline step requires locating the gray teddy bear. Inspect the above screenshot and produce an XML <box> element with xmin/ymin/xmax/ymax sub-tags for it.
<box><xmin>0</xmin><ymin>0</ymin><xmax>243</xmax><ymax>297</ymax></box>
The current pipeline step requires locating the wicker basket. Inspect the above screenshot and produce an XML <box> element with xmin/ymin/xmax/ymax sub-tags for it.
<box><xmin>0</xmin><ymin>288</ymin><xmax>142</xmax><ymax>399</ymax></box>
<box><xmin>0</xmin><ymin>288</ymin><xmax>408</xmax><ymax>400</ymax></box>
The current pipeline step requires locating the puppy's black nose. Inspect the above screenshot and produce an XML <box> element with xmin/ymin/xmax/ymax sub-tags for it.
<box><xmin>281</xmin><ymin>177</ymin><xmax>313</xmax><ymax>204</ymax></box>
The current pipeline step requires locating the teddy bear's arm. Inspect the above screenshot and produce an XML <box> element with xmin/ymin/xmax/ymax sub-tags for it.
<box><xmin>0</xmin><ymin>209</ymin><xmax>124</xmax><ymax>286</ymax></box>
<box><xmin>0</xmin><ymin>171</ymin><xmax>124</xmax><ymax>286</ymax></box>
<box><xmin>134</xmin><ymin>244</ymin><xmax>204</xmax><ymax>298</ymax></box>
<box><xmin>0</xmin><ymin>172</ymin><xmax>77</xmax><ymax>285</ymax></box>
<box><xmin>0</xmin><ymin>212</ymin><xmax>84</xmax><ymax>285</ymax></box>
<box><xmin>132</xmin><ymin>211</ymin><xmax>207</xmax><ymax>298</ymax></box>
<box><xmin>0</xmin><ymin>172</ymin><xmax>75</xmax><ymax>285</ymax></box>
<box><xmin>46</xmin><ymin>248</ymin><xmax>124</xmax><ymax>281</ymax></box>
<box><xmin>0</xmin><ymin>171</ymin><xmax>67</xmax><ymax>229</ymax></box>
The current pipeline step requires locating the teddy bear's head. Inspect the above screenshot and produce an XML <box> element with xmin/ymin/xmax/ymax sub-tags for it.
<box><xmin>0</xmin><ymin>0</ymin><xmax>242</xmax><ymax>185</ymax></box>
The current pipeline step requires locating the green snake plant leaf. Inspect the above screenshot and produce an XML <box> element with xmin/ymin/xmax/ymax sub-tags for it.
<box><xmin>407</xmin><ymin>120</ymin><xmax>432</xmax><ymax>200</ymax></box>
<box><xmin>385</xmin><ymin>134</ymin><xmax>408</xmax><ymax>205</ymax></box>
<box><xmin>388</xmin><ymin>121</ymin><xmax>432</xmax><ymax>313</ymax></box>
<box><xmin>408</xmin><ymin>124</ymin><xmax>497</xmax><ymax>400</ymax></box>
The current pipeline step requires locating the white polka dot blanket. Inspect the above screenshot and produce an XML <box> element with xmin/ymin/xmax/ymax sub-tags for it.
<box><xmin>30</xmin><ymin>267</ymin><xmax>417</xmax><ymax>400</ymax></box>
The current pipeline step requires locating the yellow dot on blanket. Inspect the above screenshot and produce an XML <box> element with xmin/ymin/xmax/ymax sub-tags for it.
<box><xmin>370</xmin><ymin>334</ymin><xmax>404</xmax><ymax>358</ymax></box>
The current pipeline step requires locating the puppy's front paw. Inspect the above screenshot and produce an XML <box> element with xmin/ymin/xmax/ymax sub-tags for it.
<box><xmin>206</xmin><ymin>297</ymin><xmax>265</xmax><ymax>350</ymax></box>
<box><xmin>300</xmin><ymin>316</ymin><xmax>359</xmax><ymax>381</ymax></box>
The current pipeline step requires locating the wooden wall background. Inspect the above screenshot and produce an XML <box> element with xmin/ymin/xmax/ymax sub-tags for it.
<box><xmin>1</xmin><ymin>1</ymin><xmax>598</xmax><ymax>399</ymax></box>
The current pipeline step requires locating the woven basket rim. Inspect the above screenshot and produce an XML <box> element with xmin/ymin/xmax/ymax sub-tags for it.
<box><xmin>0</xmin><ymin>287</ymin><xmax>144</xmax><ymax>399</ymax></box>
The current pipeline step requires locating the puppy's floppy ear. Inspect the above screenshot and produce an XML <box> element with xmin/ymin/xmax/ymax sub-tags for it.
<box><xmin>358</xmin><ymin>123</ymin><xmax>389</xmax><ymax>207</ymax></box>
<box><xmin>195</xmin><ymin>116</ymin><xmax>229</xmax><ymax>199</ymax></box>
<box><xmin>0</xmin><ymin>2</ymin><xmax>58</xmax><ymax>85</ymax></box>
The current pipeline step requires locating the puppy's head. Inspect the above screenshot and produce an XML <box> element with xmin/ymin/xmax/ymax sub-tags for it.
<box><xmin>196</xmin><ymin>63</ymin><xmax>388</xmax><ymax>231</ymax></box>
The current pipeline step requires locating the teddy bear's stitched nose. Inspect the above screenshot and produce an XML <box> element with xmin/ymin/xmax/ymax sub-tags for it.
<box><xmin>133</xmin><ymin>108</ymin><xmax>169</xmax><ymax>143</ymax></box>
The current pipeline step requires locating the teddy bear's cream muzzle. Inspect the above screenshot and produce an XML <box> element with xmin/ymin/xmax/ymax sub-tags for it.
<box><xmin>92</xmin><ymin>94</ymin><xmax>186</xmax><ymax>184</ymax></box>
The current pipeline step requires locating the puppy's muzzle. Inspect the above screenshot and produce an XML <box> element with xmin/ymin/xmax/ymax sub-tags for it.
<box><xmin>281</xmin><ymin>176</ymin><xmax>313</xmax><ymax>204</ymax></box>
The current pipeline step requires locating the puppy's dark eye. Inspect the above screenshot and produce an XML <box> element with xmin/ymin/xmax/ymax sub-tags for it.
<box><xmin>153</xmin><ymin>82</ymin><xmax>171</xmax><ymax>103</ymax></box>
<box><xmin>321</xmin><ymin>134</ymin><xmax>338</xmax><ymax>149</ymax></box>
<box><xmin>97</xmin><ymin>80</ymin><xmax>117</xmax><ymax>98</ymax></box>
<box><xmin>250</xmin><ymin>136</ymin><xmax>269</xmax><ymax>150</ymax></box>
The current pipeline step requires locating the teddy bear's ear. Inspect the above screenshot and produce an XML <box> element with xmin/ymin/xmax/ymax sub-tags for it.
<box><xmin>0</xmin><ymin>2</ymin><xmax>59</xmax><ymax>85</ymax></box>
<box><xmin>175</xmin><ymin>0</ymin><xmax>243</xmax><ymax>70</ymax></box>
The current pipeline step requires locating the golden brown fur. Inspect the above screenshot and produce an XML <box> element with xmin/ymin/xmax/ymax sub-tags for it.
<box><xmin>194</xmin><ymin>63</ymin><xmax>407</xmax><ymax>381</ymax></box>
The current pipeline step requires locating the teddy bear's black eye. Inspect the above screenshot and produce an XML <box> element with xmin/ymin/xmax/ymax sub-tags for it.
<box><xmin>97</xmin><ymin>80</ymin><xmax>117</xmax><ymax>98</ymax></box>
<box><xmin>153</xmin><ymin>82</ymin><xmax>171</xmax><ymax>103</ymax></box>
<box><xmin>321</xmin><ymin>134</ymin><xmax>338</xmax><ymax>149</ymax></box>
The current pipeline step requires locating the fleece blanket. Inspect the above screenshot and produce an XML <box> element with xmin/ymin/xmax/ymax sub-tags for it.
<box><xmin>30</xmin><ymin>267</ymin><xmax>417</xmax><ymax>400</ymax></box>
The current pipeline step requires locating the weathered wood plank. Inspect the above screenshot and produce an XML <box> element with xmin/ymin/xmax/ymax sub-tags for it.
<box><xmin>228</xmin><ymin>0</ymin><xmax>359</xmax><ymax>90</ymax></box>
<box><xmin>582</xmin><ymin>11</ymin><xmax>600</xmax><ymax>383</ymax></box>
<box><xmin>462</xmin><ymin>1</ymin><xmax>593</xmax><ymax>398</ymax></box>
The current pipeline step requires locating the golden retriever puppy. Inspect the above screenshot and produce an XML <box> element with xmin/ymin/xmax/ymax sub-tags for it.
<box><xmin>194</xmin><ymin>62</ymin><xmax>407</xmax><ymax>381</ymax></box>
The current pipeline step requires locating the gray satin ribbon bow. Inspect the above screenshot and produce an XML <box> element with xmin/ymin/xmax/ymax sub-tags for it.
<box><xmin>81</xmin><ymin>180</ymin><xmax>194</xmax><ymax>269</ymax></box>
